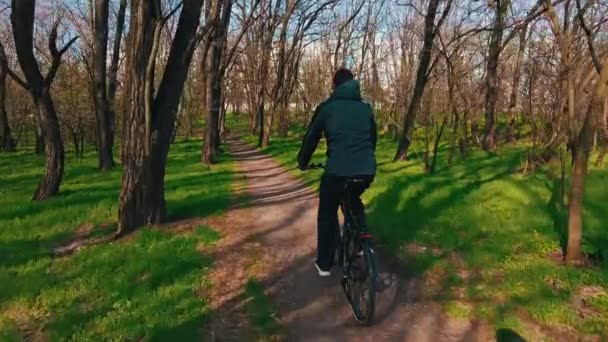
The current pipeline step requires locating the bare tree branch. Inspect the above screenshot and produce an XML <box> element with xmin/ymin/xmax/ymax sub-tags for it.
<box><xmin>6</xmin><ymin>69</ymin><xmax>29</xmax><ymax>89</ymax></box>
<box><xmin>499</xmin><ymin>0</ymin><xmax>566</xmax><ymax>52</ymax></box>
<box><xmin>0</xmin><ymin>39</ymin><xmax>29</xmax><ymax>90</ymax></box>
<box><xmin>576</xmin><ymin>0</ymin><xmax>601</xmax><ymax>73</ymax></box>
<box><xmin>163</xmin><ymin>2</ymin><xmax>184</xmax><ymax>23</ymax></box>
<box><xmin>45</xmin><ymin>32</ymin><xmax>79</xmax><ymax>87</ymax></box>
<box><xmin>221</xmin><ymin>0</ymin><xmax>263</xmax><ymax>74</ymax></box>
<box><xmin>433</xmin><ymin>0</ymin><xmax>454</xmax><ymax>36</ymax></box>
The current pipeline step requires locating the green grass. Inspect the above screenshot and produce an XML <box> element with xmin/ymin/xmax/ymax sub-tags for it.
<box><xmin>0</xmin><ymin>139</ymin><xmax>233</xmax><ymax>340</ymax></box>
<box><xmin>240</xmin><ymin>123</ymin><xmax>608</xmax><ymax>338</ymax></box>
<box><xmin>244</xmin><ymin>278</ymin><xmax>282</xmax><ymax>340</ymax></box>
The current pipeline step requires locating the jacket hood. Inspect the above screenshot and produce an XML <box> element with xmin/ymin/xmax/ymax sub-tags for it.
<box><xmin>331</xmin><ymin>80</ymin><xmax>362</xmax><ymax>100</ymax></box>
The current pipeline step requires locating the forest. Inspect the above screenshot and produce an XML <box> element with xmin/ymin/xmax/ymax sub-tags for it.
<box><xmin>0</xmin><ymin>0</ymin><xmax>607</xmax><ymax>340</ymax></box>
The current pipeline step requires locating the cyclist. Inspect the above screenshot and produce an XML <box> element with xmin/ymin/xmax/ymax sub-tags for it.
<box><xmin>297</xmin><ymin>68</ymin><xmax>377</xmax><ymax>277</ymax></box>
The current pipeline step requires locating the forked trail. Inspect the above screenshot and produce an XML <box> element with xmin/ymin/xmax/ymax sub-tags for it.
<box><xmin>206</xmin><ymin>137</ymin><xmax>493</xmax><ymax>341</ymax></box>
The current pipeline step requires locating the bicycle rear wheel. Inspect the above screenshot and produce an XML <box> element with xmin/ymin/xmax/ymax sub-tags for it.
<box><xmin>343</xmin><ymin>238</ymin><xmax>376</xmax><ymax>325</ymax></box>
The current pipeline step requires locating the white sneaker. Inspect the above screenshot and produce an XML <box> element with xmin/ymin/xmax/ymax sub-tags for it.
<box><xmin>315</xmin><ymin>262</ymin><xmax>331</xmax><ymax>277</ymax></box>
<box><xmin>357</xmin><ymin>248</ymin><xmax>375</xmax><ymax>256</ymax></box>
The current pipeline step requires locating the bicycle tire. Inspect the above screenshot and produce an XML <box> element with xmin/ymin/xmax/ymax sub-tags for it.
<box><xmin>343</xmin><ymin>238</ymin><xmax>376</xmax><ymax>325</ymax></box>
<box><xmin>340</xmin><ymin>225</ymin><xmax>356</xmax><ymax>307</ymax></box>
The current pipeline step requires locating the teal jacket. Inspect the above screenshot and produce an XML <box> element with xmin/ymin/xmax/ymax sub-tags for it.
<box><xmin>297</xmin><ymin>80</ymin><xmax>377</xmax><ymax>176</ymax></box>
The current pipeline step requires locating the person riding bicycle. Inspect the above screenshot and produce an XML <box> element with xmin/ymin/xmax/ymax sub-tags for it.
<box><xmin>297</xmin><ymin>68</ymin><xmax>377</xmax><ymax>277</ymax></box>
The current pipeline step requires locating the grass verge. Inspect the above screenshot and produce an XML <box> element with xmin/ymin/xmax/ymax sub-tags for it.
<box><xmin>0</xmin><ymin>139</ymin><xmax>233</xmax><ymax>340</ymax></box>
<box><xmin>245</xmin><ymin>278</ymin><xmax>282</xmax><ymax>340</ymax></box>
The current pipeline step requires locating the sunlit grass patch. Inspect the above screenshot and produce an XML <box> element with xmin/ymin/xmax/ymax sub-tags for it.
<box><xmin>0</xmin><ymin>139</ymin><xmax>233</xmax><ymax>339</ymax></box>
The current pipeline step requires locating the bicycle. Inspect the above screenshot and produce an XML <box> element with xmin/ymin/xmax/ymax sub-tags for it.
<box><xmin>304</xmin><ymin>163</ymin><xmax>377</xmax><ymax>325</ymax></box>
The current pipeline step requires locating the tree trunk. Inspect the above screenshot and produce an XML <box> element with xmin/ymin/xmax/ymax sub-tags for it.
<box><xmin>566</xmin><ymin>104</ymin><xmax>594</xmax><ymax>264</ymax></box>
<box><xmin>565</xmin><ymin>58</ymin><xmax>608</xmax><ymax>263</ymax></box>
<box><xmin>249</xmin><ymin>92</ymin><xmax>258</xmax><ymax>134</ymax></box>
<box><xmin>261</xmin><ymin>107</ymin><xmax>273</xmax><ymax>147</ymax></box>
<box><xmin>117</xmin><ymin>0</ymin><xmax>204</xmax><ymax>235</ymax></box>
<box><xmin>200</xmin><ymin>48</ymin><xmax>210</xmax><ymax>135</ymax></box>
<box><xmin>32</xmin><ymin>93</ymin><xmax>65</xmax><ymax>200</ymax></box>
<box><xmin>595</xmin><ymin>95</ymin><xmax>608</xmax><ymax>166</ymax></box>
<box><xmin>219</xmin><ymin>96</ymin><xmax>227</xmax><ymax>139</ymax></box>
<box><xmin>482</xmin><ymin>0</ymin><xmax>508</xmax><ymax>152</ymax></box>
<box><xmin>257</xmin><ymin>98</ymin><xmax>266</xmax><ymax>147</ymax></box>
<box><xmin>93</xmin><ymin>0</ymin><xmax>114</xmax><ymax>170</ymax></box>
<box><xmin>257</xmin><ymin>68</ymin><xmax>270</xmax><ymax>148</ymax></box>
<box><xmin>203</xmin><ymin>0</ymin><xmax>232</xmax><ymax>164</ymax></box>
<box><xmin>203</xmin><ymin>65</ymin><xmax>221</xmax><ymax>163</ymax></box>
<box><xmin>118</xmin><ymin>0</ymin><xmax>163</xmax><ymax>233</ymax></box>
<box><xmin>459</xmin><ymin>111</ymin><xmax>470</xmax><ymax>158</ymax></box>
<box><xmin>256</xmin><ymin>0</ymin><xmax>276</xmax><ymax>148</ymax></box>
<box><xmin>423</xmin><ymin>124</ymin><xmax>431</xmax><ymax>173</ymax></box>
<box><xmin>277</xmin><ymin>100</ymin><xmax>290</xmax><ymax>137</ymax></box>
<box><xmin>35</xmin><ymin>120</ymin><xmax>45</xmax><ymax>155</ymax></box>
<box><xmin>272</xmin><ymin>1</ymin><xmax>294</xmax><ymax>139</ymax></box>
<box><xmin>11</xmin><ymin>0</ymin><xmax>70</xmax><ymax>200</ymax></box>
<box><xmin>0</xmin><ymin>43</ymin><xmax>16</xmax><ymax>152</ymax></box>
<box><xmin>430</xmin><ymin>116</ymin><xmax>448</xmax><ymax>174</ymax></box>
<box><xmin>448</xmin><ymin>112</ymin><xmax>459</xmax><ymax>165</ymax></box>
<box><xmin>70</xmin><ymin>127</ymin><xmax>80</xmax><ymax>158</ymax></box>
<box><xmin>394</xmin><ymin>0</ymin><xmax>443</xmax><ymax>161</ymax></box>
<box><xmin>107</xmin><ymin>0</ymin><xmax>127</xmax><ymax>162</ymax></box>
<box><xmin>506</xmin><ymin>22</ymin><xmax>528</xmax><ymax>144</ymax></box>
<box><xmin>596</xmin><ymin>145</ymin><xmax>607</xmax><ymax>167</ymax></box>
<box><xmin>445</xmin><ymin>53</ymin><xmax>459</xmax><ymax>165</ymax></box>
<box><xmin>278</xmin><ymin>109</ymin><xmax>289</xmax><ymax>137</ymax></box>
<box><xmin>0</xmin><ymin>103</ymin><xmax>14</xmax><ymax>152</ymax></box>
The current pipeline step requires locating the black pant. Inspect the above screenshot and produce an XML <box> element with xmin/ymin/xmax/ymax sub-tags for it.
<box><xmin>317</xmin><ymin>174</ymin><xmax>373</xmax><ymax>271</ymax></box>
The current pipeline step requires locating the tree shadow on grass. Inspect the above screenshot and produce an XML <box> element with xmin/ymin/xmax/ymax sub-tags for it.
<box><xmin>146</xmin><ymin>314</ymin><xmax>209</xmax><ymax>342</ymax></box>
<box><xmin>367</xmin><ymin>150</ymin><xmax>522</xmax><ymax>265</ymax></box>
<box><xmin>0</xmin><ymin>231</ymin><xmax>70</xmax><ymax>271</ymax></box>
<box><xmin>496</xmin><ymin>328</ymin><xmax>527</xmax><ymax>342</ymax></box>
<box><xmin>514</xmin><ymin>168</ymin><xmax>608</xmax><ymax>267</ymax></box>
<box><xmin>0</xmin><ymin>187</ymin><xmax>119</xmax><ymax>223</ymax></box>
<box><xmin>165</xmin><ymin>173</ymin><xmax>233</xmax><ymax>221</ymax></box>
<box><xmin>3</xmin><ymin>227</ymin><xmax>218</xmax><ymax>340</ymax></box>
<box><xmin>243</xmin><ymin>278</ymin><xmax>283</xmax><ymax>338</ymax></box>
<box><xmin>546</xmin><ymin>178</ymin><xmax>568</xmax><ymax>255</ymax></box>
<box><xmin>366</xmin><ymin>145</ymin><xmax>608</xmax><ymax>337</ymax></box>
<box><xmin>579</xmin><ymin>170</ymin><xmax>608</xmax><ymax>267</ymax></box>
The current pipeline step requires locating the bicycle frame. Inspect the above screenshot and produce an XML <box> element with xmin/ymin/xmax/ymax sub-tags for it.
<box><xmin>339</xmin><ymin>181</ymin><xmax>376</xmax><ymax>277</ymax></box>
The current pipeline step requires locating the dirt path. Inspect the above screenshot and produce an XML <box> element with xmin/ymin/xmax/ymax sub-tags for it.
<box><xmin>206</xmin><ymin>138</ymin><xmax>495</xmax><ymax>341</ymax></box>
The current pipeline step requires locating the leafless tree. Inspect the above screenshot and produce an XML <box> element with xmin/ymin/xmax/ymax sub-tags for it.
<box><xmin>540</xmin><ymin>0</ymin><xmax>608</xmax><ymax>264</ymax></box>
<box><xmin>117</xmin><ymin>0</ymin><xmax>208</xmax><ymax>235</ymax></box>
<box><xmin>92</xmin><ymin>0</ymin><xmax>114</xmax><ymax>169</ymax></box>
<box><xmin>394</xmin><ymin>0</ymin><xmax>453</xmax><ymax>161</ymax></box>
<box><xmin>9</xmin><ymin>0</ymin><xmax>78</xmax><ymax>200</ymax></box>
